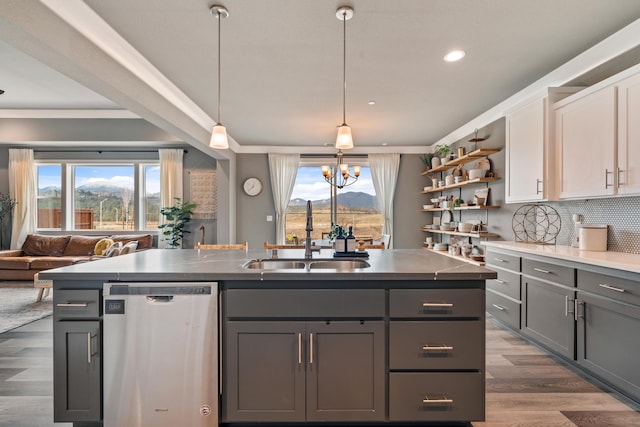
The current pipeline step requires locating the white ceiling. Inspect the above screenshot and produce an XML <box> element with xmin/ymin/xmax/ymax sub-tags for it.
<box><xmin>1</xmin><ymin>1</ymin><xmax>640</xmax><ymax>154</ymax></box>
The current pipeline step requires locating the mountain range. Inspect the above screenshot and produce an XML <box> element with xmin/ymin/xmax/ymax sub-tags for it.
<box><xmin>289</xmin><ymin>191</ymin><xmax>378</xmax><ymax>210</ymax></box>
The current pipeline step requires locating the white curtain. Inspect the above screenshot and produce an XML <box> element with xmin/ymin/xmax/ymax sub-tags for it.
<box><xmin>268</xmin><ymin>153</ymin><xmax>300</xmax><ymax>244</ymax></box>
<box><xmin>159</xmin><ymin>149</ymin><xmax>184</xmax><ymax>248</ymax></box>
<box><xmin>369</xmin><ymin>153</ymin><xmax>400</xmax><ymax>249</ymax></box>
<box><xmin>9</xmin><ymin>149</ymin><xmax>37</xmax><ymax>249</ymax></box>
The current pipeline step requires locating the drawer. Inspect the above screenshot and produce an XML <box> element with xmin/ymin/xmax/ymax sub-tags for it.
<box><xmin>53</xmin><ymin>289</ymin><xmax>101</xmax><ymax>319</ymax></box>
<box><xmin>225</xmin><ymin>289</ymin><xmax>385</xmax><ymax>318</ymax></box>
<box><xmin>487</xmin><ymin>268</ymin><xmax>521</xmax><ymax>301</ymax></box>
<box><xmin>389</xmin><ymin>320</ymin><xmax>484</xmax><ymax>370</ymax></box>
<box><xmin>522</xmin><ymin>258</ymin><xmax>575</xmax><ymax>286</ymax></box>
<box><xmin>578</xmin><ymin>270</ymin><xmax>640</xmax><ymax>306</ymax></box>
<box><xmin>389</xmin><ymin>372</ymin><xmax>484</xmax><ymax>422</ymax></box>
<box><xmin>485</xmin><ymin>251</ymin><xmax>520</xmax><ymax>272</ymax></box>
<box><xmin>487</xmin><ymin>290</ymin><xmax>520</xmax><ymax>330</ymax></box>
<box><xmin>389</xmin><ymin>289</ymin><xmax>484</xmax><ymax>319</ymax></box>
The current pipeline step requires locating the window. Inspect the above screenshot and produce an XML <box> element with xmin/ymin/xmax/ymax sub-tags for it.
<box><xmin>36</xmin><ymin>161</ymin><xmax>160</xmax><ymax>231</ymax></box>
<box><xmin>285</xmin><ymin>165</ymin><xmax>383</xmax><ymax>241</ymax></box>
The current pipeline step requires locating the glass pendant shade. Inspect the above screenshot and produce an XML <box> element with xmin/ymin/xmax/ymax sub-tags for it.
<box><xmin>335</xmin><ymin>124</ymin><xmax>353</xmax><ymax>149</ymax></box>
<box><xmin>210</xmin><ymin>124</ymin><xmax>229</xmax><ymax>149</ymax></box>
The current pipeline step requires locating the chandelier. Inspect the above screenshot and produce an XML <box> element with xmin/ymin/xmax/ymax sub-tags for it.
<box><xmin>335</xmin><ymin>6</ymin><xmax>354</xmax><ymax>149</ymax></box>
<box><xmin>321</xmin><ymin>149</ymin><xmax>360</xmax><ymax>189</ymax></box>
<box><xmin>209</xmin><ymin>4</ymin><xmax>230</xmax><ymax>150</ymax></box>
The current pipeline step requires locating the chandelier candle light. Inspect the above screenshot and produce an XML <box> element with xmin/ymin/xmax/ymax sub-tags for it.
<box><xmin>209</xmin><ymin>4</ymin><xmax>230</xmax><ymax>150</ymax></box>
<box><xmin>322</xmin><ymin>150</ymin><xmax>361</xmax><ymax>189</ymax></box>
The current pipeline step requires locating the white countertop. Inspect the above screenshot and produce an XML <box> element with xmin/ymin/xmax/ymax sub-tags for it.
<box><xmin>483</xmin><ymin>241</ymin><xmax>640</xmax><ymax>274</ymax></box>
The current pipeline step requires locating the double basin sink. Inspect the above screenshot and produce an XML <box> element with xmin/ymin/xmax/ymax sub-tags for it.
<box><xmin>243</xmin><ymin>258</ymin><xmax>370</xmax><ymax>271</ymax></box>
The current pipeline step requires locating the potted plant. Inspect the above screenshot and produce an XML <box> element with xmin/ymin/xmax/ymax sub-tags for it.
<box><xmin>0</xmin><ymin>193</ymin><xmax>16</xmax><ymax>250</ymax></box>
<box><xmin>420</xmin><ymin>153</ymin><xmax>434</xmax><ymax>170</ymax></box>
<box><xmin>159</xmin><ymin>198</ymin><xmax>197</xmax><ymax>248</ymax></box>
<box><xmin>435</xmin><ymin>144</ymin><xmax>453</xmax><ymax>164</ymax></box>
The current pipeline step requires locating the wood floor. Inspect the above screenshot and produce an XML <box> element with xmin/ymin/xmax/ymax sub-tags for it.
<box><xmin>0</xmin><ymin>315</ymin><xmax>638</xmax><ymax>427</ymax></box>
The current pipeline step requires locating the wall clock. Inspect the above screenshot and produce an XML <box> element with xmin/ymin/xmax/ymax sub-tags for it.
<box><xmin>242</xmin><ymin>177</ymin><xmax>263</xmax><ymax>196</ymax></box>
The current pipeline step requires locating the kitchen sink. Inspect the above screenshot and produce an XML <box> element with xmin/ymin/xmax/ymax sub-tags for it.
<box><xmin>308</xmin><ymin>260</ymin><xmax>370</xmax><ymax>270</ymax></box>
<box><xmin>242</xmin><ymin>258</ymin><xmax>370</xmax><ymax>270</ymax></box>
<box><xmin>242</xmin><ymin>260</ymin><xmax>307</xmax><ymax>270</ymax></box>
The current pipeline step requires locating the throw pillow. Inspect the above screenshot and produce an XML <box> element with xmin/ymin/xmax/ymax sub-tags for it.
<box><xmin>65</xmin><ymin>235</ymin><xmax>107</xmax><ymax>256</ymax></box>
<box><xmin>22</xmin><ymin>234</ymin><xmax>71</xmax><ymax>256</ymax></box>
<box><xmin>105</xmin><ymin>242</ymin><xmax>123</xmax><ymax>257</ymax></box>
<box><xmin>94</xmin><ymin>238</ymin><xmax>114</xmax><ymax>256</ymax></box>
<box><xmin>120</xmin><ymin>241</ymin><xmax>139</xmax><ymax>255</ymax></box>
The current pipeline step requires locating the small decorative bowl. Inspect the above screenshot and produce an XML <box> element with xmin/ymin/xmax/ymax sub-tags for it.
<box><xmin>433</xmin><ymin>243</ymin><xmax>448</xmax><ymax>251</ymax></box>
<box><xmin>423</xmin><ymin>204</ymin><xmax>434</xmax><ymax>210</ymax></box>
<box><xmin>431</xmin><ymin>225</ymin><xmax>440</xmax><ymax>230</ymax></box>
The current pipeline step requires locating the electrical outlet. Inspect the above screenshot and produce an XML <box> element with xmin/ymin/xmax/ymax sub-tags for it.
<box><xmin>266</xmin><ymin>215</ymin><xmax>273</xmax><ymax>222</ymax></box>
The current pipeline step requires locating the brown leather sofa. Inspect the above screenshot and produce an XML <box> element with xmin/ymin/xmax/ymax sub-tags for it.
<box><xmin>0</xmin><ymin>233</ymin><xmax>154</xmax><ymax>281</ymax></box>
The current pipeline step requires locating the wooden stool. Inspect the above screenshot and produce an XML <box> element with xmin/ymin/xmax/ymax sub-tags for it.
<box><xmin>33</xmin><ymin>273</ymin><xmax>53</xmax><ymax>303</ymax></box>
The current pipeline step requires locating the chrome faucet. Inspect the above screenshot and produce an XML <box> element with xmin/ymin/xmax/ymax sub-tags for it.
<box><xmin>304</xmin><ymin>200</ymin><xmax>319</xmax><ymax>259</ymax></box>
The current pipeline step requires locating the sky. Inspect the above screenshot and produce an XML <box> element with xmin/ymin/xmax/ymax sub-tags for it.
<box><xmin>37</xmin><ymin>165</ymin><xmax>161</xmax><ymax>194</ymax></box>
<box><xmin>290</xmin><ymin>166</ymin><xmax>375</xmax><ymax>201</ymax></box>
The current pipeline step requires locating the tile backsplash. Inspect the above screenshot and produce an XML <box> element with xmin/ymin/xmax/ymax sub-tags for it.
<box><xmin>547</xmin><ymin>196</ymin><xmax>640</xmax><ymax>253</ymax></box>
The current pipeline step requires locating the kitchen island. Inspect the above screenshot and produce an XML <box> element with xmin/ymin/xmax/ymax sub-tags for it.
<box><xmin>41</xmin><ymin>248</ymin><xmax>496</xmax><ymax>427</ymax></box>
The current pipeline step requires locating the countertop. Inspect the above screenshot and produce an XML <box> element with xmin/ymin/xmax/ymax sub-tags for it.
<box><xmin>39</xmin><ymin>248</ymin><xmax>497</xmax><ymax>282</ymax></box>
<box><xmin>484</xmin><ymin>241</ymin><xmax>640</xmax><ymax>274</ymax></box>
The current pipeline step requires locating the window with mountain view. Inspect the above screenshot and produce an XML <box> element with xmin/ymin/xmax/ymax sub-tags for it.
<box><xmin>285</xmin><ymin>166</ymin><xmax>382</xmax><ymax>241</ymax></box>
<box><xmin>36</xmin><ymin>162</ymin><xmax>160</xmax><ymax>231</ymax></box>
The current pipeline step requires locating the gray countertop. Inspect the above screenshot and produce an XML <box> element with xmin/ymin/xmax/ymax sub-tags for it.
<box><xmin>39</xmin><ymin>248</ymin><xmax>497</xmax><ymax>282</ymax></box>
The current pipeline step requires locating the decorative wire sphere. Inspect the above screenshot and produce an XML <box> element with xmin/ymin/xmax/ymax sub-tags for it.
<box><xmin>512</xmin><ymin>204</ymin><xmax>561</xmax><ymax>244</ymax></box>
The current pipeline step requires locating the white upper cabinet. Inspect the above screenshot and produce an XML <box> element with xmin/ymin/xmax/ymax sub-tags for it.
<box><xmin>617</xmin><ymin>71</ymin><xmax>640</xmax><ymax>195</ymax></box>
<box><xmin>555</xmin><ymin>85</ymin><xmax>617</xmax><ymax>199</ymax></box>
<box><xmin>505</xmin><ymin>88</ymin><xmax>582</xmax><ymax>204</ymax></box>
<box><xmin>506</xmin><ymin>98</ymin><xmax>545</xmax><ymax>203</ymax></box>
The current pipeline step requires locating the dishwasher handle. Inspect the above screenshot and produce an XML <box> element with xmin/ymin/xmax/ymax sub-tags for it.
<box><xmin>145</xmin><ymin>296</ymin><xmax>174</xmax><ymax>303</ymax></box>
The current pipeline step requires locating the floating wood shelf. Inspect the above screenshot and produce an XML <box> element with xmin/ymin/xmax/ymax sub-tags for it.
<box><xmin>420</xmin><ymin>228</ymin><xmax>500</xmax><ymax>239</ymax></box>
<box><xmin>421</xmin><ymin>177</ymin><xmax>500</xmax><ymax>193</ymax></box>
<box><xmin>422</xmin><ymin>247</ymin><xmax>485</xmax><ymax>266</ymax></box>
<box><xmin>421</xmin><ymin>205</ymin><xmax>500</xmax><ymax>212</ymax></box>
<box><xmin>420</xmin><ymin>148</ymin><xmax>501</xmax><ymax>176</ymax></box>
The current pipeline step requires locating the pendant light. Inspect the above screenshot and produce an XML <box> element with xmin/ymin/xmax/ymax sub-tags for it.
<box><xmin>335</xmin><ymin>6</ymin><xmax>354</xmax><ymax>150</ymax></box>
<box><xmin>209</xmin><ymin>5</ymin><xmax>229</xmax><ymax>149</ymax></box>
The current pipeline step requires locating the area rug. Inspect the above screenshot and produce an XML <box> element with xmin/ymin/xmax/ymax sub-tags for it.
<box><xmin>0</xmin><ymin>287</ymin><xmax>53</xmax><ymax>334</ymax></box>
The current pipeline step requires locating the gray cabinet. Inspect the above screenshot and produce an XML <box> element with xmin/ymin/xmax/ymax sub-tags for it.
<box><xmin>223</xmin><ymin>289</ymin><xmax>386</xmax><ymax>423</ymax></box>
<box><xmin>485</xmin><ymin>249</ymin><xmax>522</xmax><ymax>330</ymax></box>
<box><xmin>576</xmin><ymin>271</ymin><xmax>640</xmax><ymax>401</ymax></box>
<box><xmin>521</xmin><ymin>259</ymin><xmax>576</xmax><ymax>360</ymax></box>
<box><xmin>53</xmin><ymin>288</ymin><xmax>102</xmax><ymax>422</ymax></box>
<box><xmin>388</xmin><ymin>289</ymin><xmax>485</xmax><ymax>423</ymax></box>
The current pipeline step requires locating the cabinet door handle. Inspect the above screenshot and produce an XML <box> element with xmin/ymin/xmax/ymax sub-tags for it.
<box><xmin>56</xmin><ymin>302</ymin><xmax>89</xmax><ymax>307</ymax></box>
<box><xmin>422</xmin><ymin>302</ymin><xmax>453</xmax><ymax>308</ymax></box>
<box><xmin>87</xmin><ymin>333</ymin><xmax>96</xmax><ymax>364</ymax></box>
<box><xmin>309</xmin><ymin>333</ymin><xmax>314</xmax><ymax>365</ymax></box>
<box><xmin>493</xmin><ymin>258</ymin><xmax>507</xmax><ymax>263</ymax></box>
<box><xmin>533</xmin><ymin>267</ymin><xmax>551</xmax><ymax>274</ymax></box>
<box><xmin>574</xmin><ymin>299</ymin><xmax>585</xmax><ymax>321</ymax></box>
<box><xmin>495</xmin><ymin>279</ymin><xmax>506</xmax><ymax>284</ymax></box>
<box><xmin>298</xmin><ymin>333</ymin><xmax>302</xmax><ymax>365</ymax></box>
<box><xmin>599</xmin><ymin>283</ymin><xmax>625</xmax><ymax>293</ymax></box>
<box><xmin>492</xmin><ymin>304</ymin><xmax>505</xmax><ymax>311</ymax></box>
<box><xmin>422</xmin><ymin>396</ymin><xmax>453</xmax><ymax>404</ymax></box>
<box><xmin>422</xmin><ymin>345</ymin><xmax>453</xmax><ymax>351</ymax></box>
<box><xmin>605</xmin><ymin>169</ymin><xmax>613</xmax><ymax>188</ymax></box>
<box><xmin>565</xmin><ymin>295</ymin><xmax>575</xmax><ymax>317</ymax></box>
<box><xmin>536</xmin><ymin>179</ymin><xmax>543</xmax><ymax>194</ymax></box>
<box><xmin>617</xmin><ymin>167</ymin><xmax>625</xmax><ymax>187</ymax></box>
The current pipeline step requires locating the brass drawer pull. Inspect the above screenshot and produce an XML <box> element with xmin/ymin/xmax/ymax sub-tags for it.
<box><xmin>422</xmin><ymin>302</ymin><xmax>453</xmax><ymax>308</ymax></box>
<box><xmin>492</xmin><ymin>304</ymin><xmax>505</xmax><ymax>311</ymax></box>
<box><xmin>598</xmin><ymin>283</ymin><xmax>625</xmax><ymax>293</ymax></box>
<box><xmin>56</xmin><ymin>302</ymin><xmax>89</xmax><ymax>307</ymax></box>
<box><xmin>422</xmin><ymin>396</ymin><xmax>453</xmax><ymax>404</ymax></box>
<box><xmin>422</xmin><ymin>345</ymin><xmax>453</xmax><ymax>351</ymax></box>
<box><xmin>533</xmin><ymin>267</ymin><xmax>551</xmax><ymax>274</ymax></box>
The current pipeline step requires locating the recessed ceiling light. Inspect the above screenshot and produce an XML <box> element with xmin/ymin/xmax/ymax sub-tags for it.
<box><xmin>444</xmin><ymin>50</ymin><xmax>466</xmax><ymax>62</ymax></box>
<box><xmin>381</xmin><ymin>142</ymin><xmax>388</xmax><ymax>146</ymax></box>
<box><xmin>368</xmin><ymin>100</ymin><xmax>376</xmax><ymax>105</ymax></box>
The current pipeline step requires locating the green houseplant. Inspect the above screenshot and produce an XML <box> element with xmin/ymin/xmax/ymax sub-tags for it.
<box><xmin>159</xmin><ymin>198</ymin><xmax>197</xmax><ymax>248</ymax></box>
<box><xmin>435</xmin><ymin>144</ymin><xmax>452</xmax><ymax>161</ymax></box>
<box><xmin>0</xmin><ymin>193</ymin><xmax>16</xmax><ymax>250</ymax></box>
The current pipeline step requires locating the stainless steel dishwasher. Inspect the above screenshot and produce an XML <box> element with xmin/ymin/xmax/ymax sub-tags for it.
<box><xmin>103</xmin><ymin>282</ymin><xmax>218</xmax><ymax>427</ymax></box>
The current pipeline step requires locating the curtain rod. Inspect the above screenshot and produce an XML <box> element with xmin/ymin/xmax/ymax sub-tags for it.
<box><xmin>301</xmin><ymin>153</ymin><xmax>367</xmax><ymax>158</ymax></box>
<box><xmin>34</xmin><ymin>149</ymin><xmax>188</xmax><ymax>154</ymax></box>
